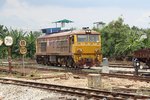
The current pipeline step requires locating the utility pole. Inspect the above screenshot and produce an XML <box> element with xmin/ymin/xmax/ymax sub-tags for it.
<box><xmin>4</xmin><ymin>36</ymin><xmax>13</xmax><ymax>73</ymax></box>
<box><xmin>19</xmin><ymin>40</ymin><xmax>27</xmax><ymax>76</ymax></box>
<box><xmin>93</xmin><ymin>21</ymin><xmax>105</xmax><ymax>29</ymax></box>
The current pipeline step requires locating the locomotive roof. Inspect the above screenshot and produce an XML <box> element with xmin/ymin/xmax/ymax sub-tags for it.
<box><xmin>38</xmin><ymin>30</ymin><xmax>100</xmax><ymax>39</ymax></box>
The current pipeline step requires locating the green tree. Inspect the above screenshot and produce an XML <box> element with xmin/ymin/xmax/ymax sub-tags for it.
<box><xmin>0</xmin><ymin>25</ymin><xmax>42</xmax><ymax>59</ymax></box>
<box><xmin>115</xmin><ymin>29</ymin><xmax>144</xmax><ymax>57</ymax></box>
<box><xmin>143</xmin><ymin>29</ymin><xmax>150</xmax><ymax>48</ymax></box>
<box><xmin>95</xmin><ymin>17</ymin><xmax>147</xmax><ymax>60</ymax></box>
<box><xmin>25</xmin><ymin>31</ymin><xmax>42</xmax><ymax>59</ymax></box>
<box><xmin>10</xmin><ymin>29</ymin><xmax>26</xmax><ymax>58</ymax></box>
<box><xmin>100</xmin><ymin>17</ymin><xmax>130</xmax><ymax>58</ymax></box>
<box><xmin>0</xmin><ymin>25</ymin><xmax>9</xmax><ymax>58</ymax></box>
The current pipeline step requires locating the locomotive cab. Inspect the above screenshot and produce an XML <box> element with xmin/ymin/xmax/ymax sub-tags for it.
<box><xmin>71</xmin><ymin>30</ymin><xmax>102</xmax><ymax>67</ymax></box>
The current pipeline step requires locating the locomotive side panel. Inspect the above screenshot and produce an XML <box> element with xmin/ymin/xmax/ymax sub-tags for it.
<box><xmin>46</xmin><ymin>36</ymin><xmax>71</xmax><ymax>55</ymax></box>
<box><xmin>36</xmin><ymin>38</ymin><xmax>47</xmax><ymax>55</ymax></box>
<box><xmin>36</xmin><ymin>36</ymin><xmax>71</xmax><ymax>55</ymax></box>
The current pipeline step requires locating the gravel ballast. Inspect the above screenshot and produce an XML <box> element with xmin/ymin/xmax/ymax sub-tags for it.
<box><xmin>0</xmin><ymin>83</ymin><xmax>78</xmax><ymax>100</ymax></box>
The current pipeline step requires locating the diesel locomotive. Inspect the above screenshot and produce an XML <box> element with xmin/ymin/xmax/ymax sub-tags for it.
<box><xmin>35</xmin><ymin>27</ymin><xmax>102</xmax><ymax>68</ymax></box>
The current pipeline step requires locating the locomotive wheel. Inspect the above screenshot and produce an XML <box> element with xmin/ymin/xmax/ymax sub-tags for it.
<box><xmin>59</xmin><ymin>63</ymin><xmax>62</xmax><ymax>67</ymax></box>
<box><xmin>36</xmin><ymin>59</ymin><xmax>41</xmax><ymax>64</ymax></box>
<box><xmin>65</xmin><ymin>61</ymin><xmax>70</xmax><ymax>67</ymax></box>
<box><xmin>65</xmin><ymin>57</ymin><xmax>73</xmax><ymax>67</ymax></box>
<box><xmin>47</xmin><ymin>61</ymin><xmax>51</xmax><ymax>66</ymax></box>
<box><xmin>36</xmin><ymin>56</ymin><xmax>42</xmax><ymax>64</ymax></box>
<box><xmin>71</xmin><ymin>61</ymin><xmax>79</xmax><ymax>68</ymax></box>
<box><xmin>43</xmin><ymin>60</ymin><xmax>47</xmax><ymax>65</ymax></box>
<box><xmin>43</xmin><ymin>57</ymin><xmax>49</xmax><ymax>65</ymax></box>
<box><xmin>146</xmin><ymin>62</ymin><xmax>150</xmax><ymax>68</ymax></box>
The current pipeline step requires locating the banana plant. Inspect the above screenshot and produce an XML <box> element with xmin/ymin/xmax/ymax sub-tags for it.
<box><xmin>25</xmin><ymin>31</ymin><xmax>42</xmax><ymax>59</ymax></box>
<box><xmin>115</xmin><ymin>30</ymin><xmax>144</xmax><ymax>57</ymax></box>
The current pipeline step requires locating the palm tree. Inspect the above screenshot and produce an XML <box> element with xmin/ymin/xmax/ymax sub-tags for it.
<box><xmin>0</xmin><ymin>25</ymin><xmax>8</xmax><ymax>58</ymax></box>
<box><xmin>10</xmin><ymin>29</ymin><xmax>26</xmax><ymax>58</ymax></box>
<box><xmin>25</xmin><ymin>31</ymin><xmax>42</xmax><ymax>59</ymax></box>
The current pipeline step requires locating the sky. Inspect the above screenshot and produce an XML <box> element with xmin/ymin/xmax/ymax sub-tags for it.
<box><xmin>0</xmin><ymin>0</ymin><xmax>150</xmax><ymax>31</ymax></box>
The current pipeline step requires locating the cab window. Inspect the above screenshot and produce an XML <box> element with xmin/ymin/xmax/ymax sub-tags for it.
<box><xmin>89</xmin><ymin>35</ymin><xmax>99</xmax><ymax>42</ymax></box>
<box><xmin>40</xmin><ymin>42</ymin><xmax>47</xmax><ymax>52</ymax></box>
<box><xmin>77</xmin><ymin>34</ymin><xmax>99</xmax><ymax>42</ymax></box>
<box><xmin>77</xmin><ymin>35</ymin><xmax>88</xmax><ymax>42</ymax></box>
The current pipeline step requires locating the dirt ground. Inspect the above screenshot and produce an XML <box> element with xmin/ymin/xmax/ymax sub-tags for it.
<box><xmin>0</xmin><ymin>62</ymin><xmax>149</xmax><ymax>96</ymax></box>
<box><xmin>33</xmin><ymin>72</ymin><xmax>150</xmax><ymax>94</ymax></box>
<box><xmin>1</xmin><ymin>67</ymin><xmax>150</xmax><ymax>92</ymax></box>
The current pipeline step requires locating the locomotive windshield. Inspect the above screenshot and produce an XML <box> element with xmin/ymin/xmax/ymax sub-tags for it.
<box><xmin>77</xmin><ymin>34</ymin><xmax>99</xmax><ymax>42</ymax></box>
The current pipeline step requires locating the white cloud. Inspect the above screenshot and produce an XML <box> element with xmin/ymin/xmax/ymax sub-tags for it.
<box><xmin>0</xmin><ymin>0</ymin><xmax>150</xmax><ymax>31</ymax></box>
<box><xmin>5</xmin><ymin>0</ymin><xmax>21</xmax><ymax>8</ymax></box>
<box><xmin>135</xmin><ymin>12</ymin><xmax>150</xmax><ymax>27</ymax></box>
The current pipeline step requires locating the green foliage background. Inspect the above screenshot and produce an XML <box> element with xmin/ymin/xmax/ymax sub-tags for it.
<box><xmin>0</xmin><ymin>25</ymin><xmax>42</xmax><ymax>59</ymax></box>
<box><xmin>94</xmin><ymin>17</ymin><xmax>150</xmax><ymax>60</ymax></box>
<box><xmin>0</xmin><ymin>17</ymin><xmax>149</xmax><ymax>60</ymax></box>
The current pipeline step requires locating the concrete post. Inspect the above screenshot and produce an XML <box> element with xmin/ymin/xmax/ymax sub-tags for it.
<box><xmin>102</xmin><ymin>58</ymin><xmax>109</xmax><ymax>73</ymax></box>
<box><xmin>88</xmin><ymin>74</ymin><xmax>101</xmax><ymax>89</ymax></box>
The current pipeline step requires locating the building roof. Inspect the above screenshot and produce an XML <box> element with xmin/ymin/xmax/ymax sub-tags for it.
<box><xmin>53</xmin><ymin>19</ymin><xmax>73</xmax><ymax>23</ymax></box>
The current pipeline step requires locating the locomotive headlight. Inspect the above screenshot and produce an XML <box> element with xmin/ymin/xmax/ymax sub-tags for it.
<box><xmin>85</xmin><ymin>29</ymin><xmax>91</xmax><ymax>34</ymax></box>
<box><xmin>95</xmin><ymin>49</ymin><xmax>101</xmax><ymax>55</ymax></box>
<box><xmin>77</xmin><ymin>49</ymin><xmax>82</xmax><ymax>54</ymax></box>
<box><xmin>136</xmin><ymin>62</ymin><xmax>140</xmax><ymax>66</ymax></box>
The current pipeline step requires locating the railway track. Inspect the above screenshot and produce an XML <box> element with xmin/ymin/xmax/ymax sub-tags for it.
<box><xmin>0</xmin><ymin>66</ymin><xmax>150</xmax><ymax>82</ymax></box>
<box><xmin>111</xmin><ymin>87</ymin><xmax>150</xmax><ymax>94</ymax></box>
<box><xmin>109</xmin><ymin>63</ymin><xmax>133</xmax><ymax>68</ymax></box>
<box><xmin>1</xmin><ymin>61</ymin><xmax>149</xmax><ymax>75</ymax></box>
<box><xmin>101</xmin><ymin>73</ymin><xmax>150</xmax><ymax>82</ymax></box>
<box><xmin>0</xmin><ymin>77</ymin><xmax>149</xmax><ymax>100</ymax></box>
<box><xmin>0</xmin><ymin>62</ymin><xmax>133</xmax><ymax>68</ymax></box>
<box><xmin>30</xmin><ymin>66</ymin><xmax>150</xmax><ymax>82</ymax></box>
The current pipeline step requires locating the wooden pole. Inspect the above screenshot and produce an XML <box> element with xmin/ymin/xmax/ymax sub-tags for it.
<box><xmin>22</xmin><ymin>54</ymin><xmax>25</xmax><ymax>76</ymax></box>
<box><xmin>8</xmin><ymin>46</ymin><xmax>12</xmax><ymax>73</ymax></box>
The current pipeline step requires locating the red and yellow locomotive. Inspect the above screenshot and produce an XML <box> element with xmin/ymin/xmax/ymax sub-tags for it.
<box><xmin>35</xmin><ymin>27</ymin><xmax>102</xmax><ymax>68</ymax></box>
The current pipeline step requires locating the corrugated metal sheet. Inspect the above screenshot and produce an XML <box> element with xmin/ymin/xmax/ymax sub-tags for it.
<box><xmin>38</xmin><ymin>30</ymin><xmax>99</xmax><ymax>39</ymax></box>
<box><xmin>42</xmin><ymin>27</ymin><xmax>61</xmax><ymax>34</ymax></box>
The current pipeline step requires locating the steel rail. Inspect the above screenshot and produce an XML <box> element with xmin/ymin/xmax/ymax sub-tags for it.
<box><xmin>101</xmin><ymin>73</ymin><xmax>150</xmax><ymax>82</ymax></box>
<box><xmin>0</xmin><ymin>66</ymin><xmax>149</xmax><ymax>82</ymax></box>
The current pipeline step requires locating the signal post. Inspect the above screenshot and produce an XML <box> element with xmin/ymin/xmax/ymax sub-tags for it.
<box><xmin>19</xmin><ymin>40</ymin><xmax>27</xmax><ymax>75</ymax></box>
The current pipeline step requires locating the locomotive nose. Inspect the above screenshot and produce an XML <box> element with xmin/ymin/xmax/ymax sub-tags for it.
<box><xmin>74</xmin><ymin>46</ymin><xmax>102</xmax><ymax>67</ymax></box>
